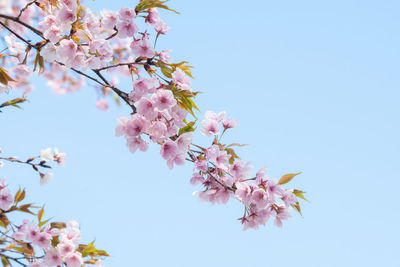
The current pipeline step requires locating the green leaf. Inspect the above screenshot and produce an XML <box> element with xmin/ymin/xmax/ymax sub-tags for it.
<box><xmin>178</xmin><ymin>121</ymin><xmax>196</xmax><ymax>135</ymax></box>
<box><xmin>1</xmin><ymin>256</ymin><xmax>10</xmax><ymax>267</ymax></box>
<box><xmin>0</xmin><ymin>98</ymin><xmax>28</xmax><ymax>109</ymax></box>
<box><xmin>293</xmin><ymin>189</ymin><xmax>309</xmax><ymax>202</ymax></box>
<box><xmin>0</xmin><ymin>67</ymin><xmax>15</xmax><ymax>86</ymax></box>
<box><xmin>278</xmin><ymin>172</ymin><xmax>302</xmax><ymax>185</ymax></box>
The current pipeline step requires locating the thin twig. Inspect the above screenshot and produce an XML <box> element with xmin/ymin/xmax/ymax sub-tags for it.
<box><xmin>17</xmin><ymin>1</ymin><xmax>37</xmax><ymax>19</ymax></box>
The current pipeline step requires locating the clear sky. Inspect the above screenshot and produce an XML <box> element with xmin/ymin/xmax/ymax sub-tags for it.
<box><xmin>1</xmin><ymin>0</ymin><xmax>400</xmax><ymax>266</ymax></box>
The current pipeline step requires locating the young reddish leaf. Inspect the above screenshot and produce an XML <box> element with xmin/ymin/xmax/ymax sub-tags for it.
<box><xmin>14</xmin><ymin>189</ymin><xmax>25</xmax><ymax>203</ymax></box>
<box><xmin>50</xmin><ymin>222</ymin><xmax>67</xmax><ymax>229</ymax></box>
<box><xmin>291</xmin><ymin>202</ymin><xmax>303</xmax><ymax>217</ymax></box>
<box><xmin>37</xmin><ymin>206</ymin><xmax>44</xmax><ymax>223</ymax></box>
<box><xmin>278</xmin><ymin>172</ymin><xmax>302</xmax><ymax>185</ymax></box>
<box><xmin>0</xmin><ymin>67</ymin><xmax>15</xmax><ymax>86</ymax></box>
<box><xmin>227</xmin><ymin>143</ymin><xmax>249</xmax><ymax>148</ymax></box>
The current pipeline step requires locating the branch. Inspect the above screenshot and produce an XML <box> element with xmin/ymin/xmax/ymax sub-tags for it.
<box><xmin>17</xmin><ymin>1</ymin><xmax>37</xmax><ymax>19</ymax></box>
<box><xmin>0</xmin><ymin>13</ymin><xmax>44</xmax><ymax>38</ymax></box>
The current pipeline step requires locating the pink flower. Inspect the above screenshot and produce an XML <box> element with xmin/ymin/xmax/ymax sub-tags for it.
<box><xmin>57</xmin><ymin>6</ymin><xmax>77</xmax><ymax>25</ymax></box>
<box><xmin>95</xmin><ymin>98</ymin><xmax>109</xmax><ymax>111</ymax></box>
<box><xmin>234</xmin><ymin>182</ymin><xmax>251</xmax><ymax>205</ymax></box>
<box><xmin>222</xmin><ymin>118</ymin><xmax>238</xmax><ymax>129</ymax></box>
<box><xmin>14</xmin><ymin>65</ymin><xmax>32</xmax><ymax>78</ymax></box>
<box><xmin>130</xmin><ymin>38</ymin><xmax>155</xmax><ymax>58</ymax></box>
<box><xmin>40</xmin><ymin>43</ymin><xmax>58</xmax><ymax>62</ymax></box>
<box><xmin>149</xmin><ymin>121</ymin><xmax>167</xmax><ymax>142</ymax></box>
<box><xmin>145</xmin><ymin>8</ymin><xmax>160</xmax><ymax>25</ymax></box>
<box><xmin>172</xmin><ymin>68</ymin><xmax>191</xmax><ymax>90</ymax></box>
<box><xmin>61</xmin><ymin>0</ymin><xmax>78</xmax><ymax>11</ymax></box>
<box><xmin>67</xmin><ymin>52</ymin><xmax>86</xmax><ymax>69</ymax></box>
<box><xmin>136</xmin><ymin>97</ymin><xmax>156</xmax><ymax>119</ymax></box>
<box><xmin>166</xmin><ymin>153</ymin><xmax>185</xmax><ymax>169</ymax></box>
<box><xmin>5</xmin><ymin>35</ymin><xmax>25</xmax><ymax>54</ymax></box>
<box><xmin>43</xmin><ymin>25</ymin><xmax>61</xmax><ymax>43</ymax></box>
<box><xmin>251</xmin><ymin>189</ymin><xmax>269</xmax><ymax>210</ymax></box>
<box><xmin>266</xmin><ymin>179</ymin><xmax>284</xmax><ymax>202</ymax></box>
<box><xmin>57</xmin><ymin>39</ymin><xmax>77</xmax><ymax>59</ymax></box>
<box><xmin>273</xmin><ymin>205</ymin><xmax>291</xmax><ymax>228</ymax></box>
<box><xmin>0</xmin><ymin>179</ymin><xmax>6</xmax><ymax>190</ymax></box>
<box><xmin>255</xmin><ymin>167</ymin><xmax>267</xmax><ymax>183</ymax></box>
<box><xmin>119</xmin><ymin>7</ymin><xmax>136</xmax><ymax>21</ymax></box>
<box><xmin>229</xmin><ymin>160</ymin><xmax>253</xmax><ymax>181</ymax></box>
<box><xmin>176</xmin><ymin>132</ymin><xmax>192</xmax><ymax>152</ymax></box>
<box><xmin>115</xmin><ymin>116</ymin><xmax>129</xmax><ymax>137</ymax></box>
<box><xmin>100</xmin><ymin>10</ymin><xmax>118</xmax><ymax>30</ymax></box>
<box><xmin>57</xmin><ymin>240</ymin><xmax>75</xmax><ymax>257</ymax></box>
<box><xmin>152</xmin><ymin>89</ymin><xmax>177</xmax><ymax>111</ymax></box>
<box><xmin>195</xmin><ymin>159</ymin><xmax>207</xmax><ymax>172</ymax></box>
<box><xmin>126</xmin><ymin>136</ymin><xmax>148</xmax><ymax>153</ymax></box>
<box><xmin>116</xmin><ymin>20</ymin><xmax>138</xmax><ymax>38</ymax></box>
<box><xmin>214</xmin><ymin>150</ymin><xmax>229</xmax><ymax>171</ymax></box>
<box><xmin>205</xmin><ymin>111</ymin><xmax>226</xmax><ymax>122</ymax></box>
<box><xmin>159</xmin><ymin>50</ymin><xmax>172</xmax><ymax>63</ymax></box>
<box><xmin>200</xmin><ymin>119</ymin><xmax>220</xmax><ymax>136</ymax></box>
<box><xmin>0</xmin><ymin>189</ymin><xmax>13</xmax><ymax>210</ymax></box>
<box><xmin>154</xmin><ymin>20</ymin><xmax>170</xmax><ymax>34</ymax></box>
<box><xmin>26</xmin><ymin>222</ymin><xmax>40</xmax><ymax>241</ymax></box>
<box><xmin>33</xmin><ymin>231</ymin><xmax>52</xmax><ymax>249</ymax></box>
<box><xmin>129</xmin><ymin>77</ymin><xmax>158</xmax><ymax>101</ymax></box>
<box><xmin>160</xmin><ymin>140</ymin><xmax>178</xmax><ymax>160</ymax></box>
<box><xmin>65</xmin><ymin>252</ymin><xmax>83</xmax><ymax>267</ymax></box>
<box><xmin>282</xmin><ymin>190</ymin><xmax>297</xmax><ymax>207</ymax></box>
<box><xmin>126</xmin><ymin>115</ymin><xmax>149</xmax><ymax>137</ymax></box>
<box><xmin>44</xmin><ymin>248</ymin><xmax>62</xmax><ymax>266</ymax></box>
<box><xmin>190</xmin><ymin>173</ymin><xmax>205</xmax><ymax>185</ymax></box>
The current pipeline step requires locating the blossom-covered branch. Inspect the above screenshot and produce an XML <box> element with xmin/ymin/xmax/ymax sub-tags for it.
<box><xmin>0</xmin><ymin>0</ymin><xmax>307</xmax><ymax>231</ymax></box>
<box><xmin>0</xmin><ymin>178</ymin><xmax>108</xmax><ymax>267</ymax></box>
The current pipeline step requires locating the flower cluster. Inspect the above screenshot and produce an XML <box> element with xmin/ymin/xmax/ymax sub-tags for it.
<box><xmin>115</xmin><ymin>71</ymin><xmax>194</xmax><ymax>168</ymax></box>
<box><xmin>189</xmin><ymin>111</ymin><xmax>304</xmax><ymax>230</ymax></box>
<box><xmin>0</xmin><ymin>179</ymin><xmax>108</xmax><ymax>267</ymax></box>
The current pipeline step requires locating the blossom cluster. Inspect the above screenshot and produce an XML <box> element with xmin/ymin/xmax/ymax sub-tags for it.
<box><xmin>115</xmin><ymin>71</ymin><xmax>194</xmax><ymax>168</ymax></box>
<box><xmin>14</xmin><ymin>220</ymin><xmax>86</xmax><ymax>267</ymax></box>
<box><xmin>0</xmin><ymin>179</ymin><xmax>107</xmax><ymax>266</ymax></box>
<box><xmin>189</xmin><ymin>111</ymin><xmax>302</xmax><ymax>230</ymax></box>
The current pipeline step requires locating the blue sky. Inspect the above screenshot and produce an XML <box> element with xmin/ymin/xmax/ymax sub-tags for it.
<box><xmin>1</xmin><ymin>0</ymin><xmax>400</xmax><ymax>266</ymax></box>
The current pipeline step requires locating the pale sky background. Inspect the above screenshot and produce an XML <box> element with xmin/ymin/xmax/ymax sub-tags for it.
<box><xmin>1</xmin><ymin>0</ymin><xmax>400</xmax><ymax>266</ymax></box>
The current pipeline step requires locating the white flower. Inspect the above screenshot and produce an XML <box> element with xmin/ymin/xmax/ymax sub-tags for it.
<box><xmin>40</xmin><ymin>148</ymin><xmax>54</xmax><ymax>162</ymax></box>
<box><xmin>40</xmin><ymin>43</ymin><xmax>58</xmax><ymax>62</ymax></box>
<box><xmin>54</xmin><ymin>148</ymin><xmax>66</xmax><ymax>167</ymax></box>
<box><xmin>40</xmin><ymin>173</ymin><xmax>53</xmax><ymax>185</ymax></box>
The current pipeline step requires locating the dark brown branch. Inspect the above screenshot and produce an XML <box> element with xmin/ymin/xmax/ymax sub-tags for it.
<box><xmin>92</xmin><ymin>69</ymin><xmax>136</xmax><ymax>113</ymax></box>
<box><xmin>0</xmin><ymin>21</ymin><xmax>33</xmax><ymax>48</ymax></box>
<box><xmin>0</xmin><ymin>13</ymin><xmax>44</xmax><ymax>38</ymax></box>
